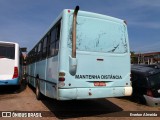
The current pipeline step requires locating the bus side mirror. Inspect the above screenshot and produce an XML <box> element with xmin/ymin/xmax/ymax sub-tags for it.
<box><xmin>69</xmin><ymin>56</ymin><xmax>77</xmax><ymax>76</ymax></box>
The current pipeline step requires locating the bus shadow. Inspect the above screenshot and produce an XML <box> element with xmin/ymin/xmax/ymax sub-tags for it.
<box><xmin>0</xmin><ymin>79</ymin><xmax>27</xmax><ymax>94</ymax></box>
<box><xmin>41</xmin><ymin>97</ymin><xmax>123</xmax><ymax>119</ymax></box>
<box><xmin>117</xmin><ymin>96</ymin><xmax>147</xmax><ymax>106</ymax></box>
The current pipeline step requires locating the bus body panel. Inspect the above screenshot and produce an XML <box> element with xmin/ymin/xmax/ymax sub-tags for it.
<box><xmin>58</xmin><ymin>87</ymin><xmax>132</xmax><ymax>100</ymax></box>
<box><xmin>29</xmin><ymin>63</ymin><xmax>36</xmax><ymax>87</ymax></box>
<box><xmin>37</xmin><ymin>60</ymin><xmax>46</xmax><ymax>95</ymax></box>
<box><xmin>45</xmin><ymin>82</ymin><xmax>57</xmax><ymax>99</ymax></box>
<box><xmin>60</xmin><ymin>52</ymin><xmax>131</xmax><ymax>88</ymax></box>
<box><xmin>46</xmin><ymin>56</ymin><xmax>59</xmax><ymax>84</ymax></box>
<box><xmin>0</xmin><ymin>59</ymin><xmax>15</xmax><ymax>80</ymax></box>
<box><xmin>45</xmin><ymin>56</ymin><xmax>59</xmax><ymax>98</ymax></box>
<box><xmin>28</xmin><ymin>56</ymin><xmax>59</xmax><ymax>99</ymax></box>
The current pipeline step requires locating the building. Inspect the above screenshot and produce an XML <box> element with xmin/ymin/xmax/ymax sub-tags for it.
<box><xmin>131</xmin><ymin>52</ymin><xmax>160</xmax><ymax>64</ymax></box>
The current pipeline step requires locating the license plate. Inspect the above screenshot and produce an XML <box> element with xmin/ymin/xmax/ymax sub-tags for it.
<box><xmin>94</xmin><ymin>82</ymin><xmax>106</xmax><ymax>86</ymax></box>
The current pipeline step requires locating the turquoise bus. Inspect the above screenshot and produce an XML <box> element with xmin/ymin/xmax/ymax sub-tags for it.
<box><xmin>27</xmin><ymin>6</ymin><xmax>132</xmax><ymax>100</ymax></box>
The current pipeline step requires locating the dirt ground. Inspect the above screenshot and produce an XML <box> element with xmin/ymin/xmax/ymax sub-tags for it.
<box><xmin>0</xmin><ymin>81</ymin><xmax>160</xmax><ymax>120</ymax></box>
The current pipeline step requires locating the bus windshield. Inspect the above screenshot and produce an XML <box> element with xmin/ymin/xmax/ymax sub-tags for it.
<box><xmin>68</xmin><ymin>15</ymin><xmax>128</xmax><ymax>53</ymax></box>
<box><xmin>0</xmin><ymin>43</ymin><xmax>15</xmax><ymax>59</ymax></box>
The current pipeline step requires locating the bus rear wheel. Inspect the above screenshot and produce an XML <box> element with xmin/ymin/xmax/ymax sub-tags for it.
<box><xmin>36</xmin><ymin>79</ymin><xmax>42</xmax><ymax>100</ymax></box>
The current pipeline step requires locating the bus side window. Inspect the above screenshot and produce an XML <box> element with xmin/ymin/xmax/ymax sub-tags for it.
<box><xmin>49</xmin><ymin>21</ymin><xmax>61</xmax><ymax>57</ymax></box>
<box><xmin>34</xmin><ymin>46</ymin><xmax>38</xmax><ymax>62</ymax></box>
<box><xmin>27</xmin><ymin>54</ymin><xmax>30</xmax><ymax>64</ymax></box>
<box><xmin>38</xmin><ymin>42</ymin><xmax>42</xmax><ymax>61</ymax></box>
<box><xmin>42</xmin><ymin>37</ymin><xmax>48</xmax><ymax>59</ymax></box>
<box><xmin>47</xmin><ymin>32</ymin><xmax>51</xmax><ymax>57</ymax></box>
<box><xmin>29</xmin><ymin>52</ymin><xmax>32</xmax><ymax>64</ymax></box>
<box><xmin>55</xmin><ymin>23</ymin><xmax>61</xmax><ymax>55</ymax></box>
<box><xmin>49</xmin><ymin>28</ymin><xmax>56</xmax><ymax>57</ymax></box>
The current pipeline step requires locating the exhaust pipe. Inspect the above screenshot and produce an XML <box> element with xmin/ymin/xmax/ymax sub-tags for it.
<box><xmin>69</xmin><ymin>6</ymin><xmax>79</xmax><ymax>76</ymax></box>
<box><xmin>72</xmin><ymin>6</ymin><xmax>79</xmax><ymax>58</ymax></box>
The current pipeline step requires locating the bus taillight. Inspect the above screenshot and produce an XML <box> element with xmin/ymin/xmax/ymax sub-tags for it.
<box><xmin>12</xmin><ymin>67</ymin><xmax>18</xmax><ymax>79</ymax></box>
<box><xmin>59</xmin><ymin>77</ymin><xmax>65</xmax><ymax>81</ymax></box>
<box><xmin>59</xmin><ymin>72</ymin><xmax>65</xmax><ymax>81</ymax></box>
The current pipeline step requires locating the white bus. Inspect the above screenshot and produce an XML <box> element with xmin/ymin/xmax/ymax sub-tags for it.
<box><xmin>27</xmin><ymin>6</ymin><xmax>132</xmax><ymax>100</ymax></box>
<box><xmin>0</xmin><ymin>41</ymin><xmax>23</xmax><ymax>86</ymax></box>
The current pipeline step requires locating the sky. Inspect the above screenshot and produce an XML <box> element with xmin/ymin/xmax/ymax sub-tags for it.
<box><xmin>0</xmin><ymin>0</ymin><xmax>160</xmax><ymax>53</ymax></box>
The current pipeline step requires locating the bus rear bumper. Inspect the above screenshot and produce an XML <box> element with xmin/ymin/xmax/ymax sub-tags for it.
<box><xmin>0</xmin><ymin>78</ymin><xmax>19</xmax><ymax>85</ymax></box>
<box><xmin>58</xmin><ymin>86</ymin><xmax>132</xmax><ymax>100</ymax></box>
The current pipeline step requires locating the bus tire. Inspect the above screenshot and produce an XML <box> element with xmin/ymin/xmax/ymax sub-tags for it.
<box><xmin>36</xmin><ymin>78</ymin><xmax>42</xmax><ymax>100</ymax></box>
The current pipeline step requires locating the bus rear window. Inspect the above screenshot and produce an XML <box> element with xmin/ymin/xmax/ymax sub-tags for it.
<box><xmin>0</xmin><ymin>43</ymin><xmax>15</xmax><ymax>59</ymax></box>
<box><xmin>68</xmin><ymin>16</ymin><xmax>128</xmax><ymax>53</ymax></box>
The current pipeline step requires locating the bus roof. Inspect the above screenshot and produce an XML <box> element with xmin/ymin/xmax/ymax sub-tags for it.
<box><xmin>0</xmin><ymin>41</ymin><xmax>19</xmax><ymax>46</ymax></box>
<box><xmin>66</xmin><ymin>9</ymin><xmax>125</xmax><ymax>23</ymax></box>
<box><xmin>29</xmin><ymin>9</ymin><xmax>126</xmax><ymax>53</ymax></box>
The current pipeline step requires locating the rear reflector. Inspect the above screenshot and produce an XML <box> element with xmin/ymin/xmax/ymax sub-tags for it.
<box><xmin>12</xmin><ymin>67</ymin><xmax>18</xmax><ymax>79</ymax></box>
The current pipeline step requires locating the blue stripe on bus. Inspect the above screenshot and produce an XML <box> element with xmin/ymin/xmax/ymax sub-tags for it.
<box><xmin>0</xmin><ymin>78</ymin><xmax>19</xmax><ymax>85</ymax></box>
